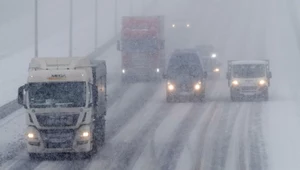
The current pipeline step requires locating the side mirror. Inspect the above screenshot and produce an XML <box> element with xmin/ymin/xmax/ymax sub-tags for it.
<box><xmin>18</xmin><ymin>85</ymin><xmax>25</xmax><ymax>106</ymax></box>
<box><xmin>268</xmin><ymin>72</ymin><xmax>272</xmax><ymax>78</ymax></box>
<box><xmin>117</xmin><ymin>40</ymin><xmax>121</xmax><ymax>51</ymax></box>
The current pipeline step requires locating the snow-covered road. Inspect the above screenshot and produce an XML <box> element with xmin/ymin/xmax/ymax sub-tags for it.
<box><xmin>1</xmin><ymin>0</ymin><xmax>300</xmax><ymax>169</ymax></box>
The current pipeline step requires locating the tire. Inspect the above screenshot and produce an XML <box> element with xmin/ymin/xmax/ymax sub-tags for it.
<box><xmin>94</xmin><ymin>117</ymin><xmax>105</xmax><ymax>147</ymax></box>
<box><xmin>29</xmin><ymin>153</ymin><xmax>42</xmax><ymax>160</ymax></box>
<box><xmin>263</xmin><ymin>89</ymin><xmax>269</xmax><ymax>101</ymax></box>
<box><xmin>166</xmin><ymin>95</ymin><xmax>175</xmax><ymax>103</ymax></box>
<box><xmin>230</xmin><ymin>92</ymin><xmax>238</xmax><ymax>102</ymax></box>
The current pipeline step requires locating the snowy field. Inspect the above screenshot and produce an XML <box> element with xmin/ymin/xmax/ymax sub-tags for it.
<box><xmin>0</xmin><ymin>0</ymin><xmax>300</xmax><ymax>169</ymax></box>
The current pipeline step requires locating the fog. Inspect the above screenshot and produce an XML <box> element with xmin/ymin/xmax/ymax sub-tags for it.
<box><xmin>0</xmin><ymin>0</ymin><xmax>300</xmax><ymax>169</ymax></box>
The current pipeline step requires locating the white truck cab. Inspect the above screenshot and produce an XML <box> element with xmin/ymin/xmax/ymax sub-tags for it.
<box><xmin>17</xmin><ymin>57</ymin><xmax>107</xmax><ymax>159</ymax></box>
<box><xmin>226</xmin><ymin>60</ymin><xmax>272</xmax><ymax>101</ymax></box>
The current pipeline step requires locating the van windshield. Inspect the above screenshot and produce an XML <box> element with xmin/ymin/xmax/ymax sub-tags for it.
<box><xmin>232</xmin><ymin>64</ymin><xmax>266</xmax><ymax>78</ymax></box>
<box><xmin>167</xmin><ymin>53</ymin><xmax>203</xmax><ymax>77</ymax></box>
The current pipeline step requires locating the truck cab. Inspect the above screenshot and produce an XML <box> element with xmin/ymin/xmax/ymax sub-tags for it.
<box><xmin>195</xmin><ymin>45</ymin><xmax>221</xmax><ymax>78</ymax></box>
<box><xmin>17</xmin><ymin>57</ymin><xmax>107</xmax><ymax>159</ymax></box>
<box><xmin>163</xmin><ymin>49</ymin><xmax>207</xmax><ymax>102</ymax></box>
<box><xmin>117</xmin><ymin>16</ymin><xmax>165</xmax><ymax>82</ymax></box>
<box><xmin>226</xmin><ymin>60</ymin><xmax>272</xmax><ymax>101</ymax></box>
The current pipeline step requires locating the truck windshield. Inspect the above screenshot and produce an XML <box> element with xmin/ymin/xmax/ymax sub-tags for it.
<box><xmin>167</xmin><ymin>54</ymin><xmax>203</xmax><ymax>78</ymax></box>
<box><xmin>122</xmin><ymin>39</ymin><xmax>157</xmax><ymax>52</ymax></box>
<box><xmin>232</xmin><ymin>64</ymin><xmax>266</xmax><ymax>78</ymax></box>
<box><xmin>28</xmin><ymin>82</ymin><xmax>86</xmax><ymax>108</ymax></box>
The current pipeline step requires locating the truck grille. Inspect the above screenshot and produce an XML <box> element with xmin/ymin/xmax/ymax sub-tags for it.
<box><xmin>36</xmin><ymin>113</ymin><xmax>79</xmax><ymax>127</ymax></box>
<box><xmin>40</xmin><ymin>129</ymin><xmax>75</xmax><ymax>149</ymax></box>
<box><xmin>241</xmin><ymin>86</ymin><xmax>257</xmax><ymax>91</ymax></box>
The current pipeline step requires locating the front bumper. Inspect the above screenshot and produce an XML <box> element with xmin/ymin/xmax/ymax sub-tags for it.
<box><xmin>26</xmin><ymin>127</ymin><xmax>93</xmax><ymax>154</ymax></box>
<box><xmin>231</xmin><ymin>85</ymin><xmax>267</xmax><ymax>96</ymax></box>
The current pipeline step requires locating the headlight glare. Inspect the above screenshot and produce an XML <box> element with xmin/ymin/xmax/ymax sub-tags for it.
<box><xmin>232</xmin><ymin>80</ymin><xmax>239</xmax><ymax>86</ymax></box>
<box><xmin>81</xmin><ymin>131</ymin><xmax>89</xmax><ymax>138</ymax></box>
<box><xmin>27</xmin><ymin>133</ymin><xmax>35</xmax><ymax>139</ymax></box>
<box><xmin>214</xmin><ymin>68</ymin><xmax>220</xmax><ymax>72</ymax></box>
<box><xmin>168</xmin><ymin>84</ymin><xmax>175</xmax><ymax>91</ymax></box>
<box><xmin>259</xmin><ymin>79</ymin><xmax>266</xmax><ymax>85</ymax></box>
<box><xmin>194</xmin><ymin>84</ymin><xmax>201</xmax><ymax>90</ymax></box>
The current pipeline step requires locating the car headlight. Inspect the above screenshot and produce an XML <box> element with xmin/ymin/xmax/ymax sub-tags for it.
<box><xmin>172</xmin><ymin>24</ymin><xmax>175</xmax><ymax>28</ymax></box>
<box><xmin>156</xmin><ymin>68</ymin><xmax>160</xmax><ymax>73</ymax></box>
<box><xmin>259</xmin><ymin>79</ymin><xmax>266</xmax><ymax>86</ymax></box>
<box><xmin>211</xmin><ymin>53</ymin><xmax>217</xmax><ymax>58</ymax></box>
<box><xmin>213</xmin><ymin>68</ymin><xmax>220</xmax><ymax>72</ymax></box>
<box><xmin>186</xmin><ymin>24</ymin><xmax>190</xmax><ymax>27</ymax></box>
<box><xmin>122</xmin><ymin>69</ymin><xmax>125</xmax><ymax>74</ymax></box>
<box><xmin>232</xmin><ymin>80</ymin><xmax>239</xmax><ymax>86</ymax></box>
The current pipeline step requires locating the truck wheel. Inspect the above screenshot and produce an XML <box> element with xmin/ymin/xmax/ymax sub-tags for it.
<box><xmin>94</xmin><ymin>118</ymin><xmax>105</xmax><ymax>147</ymax></box>
<box><xmin>29</xmin><ymin>153</ymin><xmax>41</xmax><ymax>160</ymax></box>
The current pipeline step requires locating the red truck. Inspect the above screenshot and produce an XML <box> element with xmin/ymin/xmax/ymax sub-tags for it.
<box><xmin>117</xmin><ymin>16</ymin><xmax>165</xmax><ymax>82</ymax></box>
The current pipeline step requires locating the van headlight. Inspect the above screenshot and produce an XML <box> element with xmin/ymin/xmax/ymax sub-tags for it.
<box><xmin>259</xmin><ymin>79</ymin><xmax>266</xmax><ymax>86</ymax></box>
<box><xmin>211</xmin><ymin>53</ymin><xmax>217</xmax><ymax>58</ymax></box>
<box><xmin>194</xmin><ymin>81</ymin><xmax>201</xmax><ymax>90</ymax></box>
<box><xmin>213</xmin><ymin>68</ymin><xmax>220</xmax><ymax>72</ymax></box>
<box><xmin>232</xmin><ymin>80</ymin><xmax>239</xmax><ymax>86</ymax></box>
<box><xmin>168</xmin><ymin>84</ymin><xmax>175</xmax><ymax>91</ymax></box>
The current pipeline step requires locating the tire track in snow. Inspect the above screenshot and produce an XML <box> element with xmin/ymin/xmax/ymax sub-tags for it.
<box><xmin>86</xmin><ymin>86</ymin><xmax>174</xmax><ymax>170</ymax></box>
<box><xmin>248</xmin><ymin>103</ymin><xmax>268</xmax><ymax>170</ymax></box>
<box><xmin>160</xmin><ymin>102</ymin><xmax>217</xmax><ymax>170</ymax></box>
<box><xmin>200</xmin><ymin>100</ymin><xmax>239</xmax><ymax>170</ymax></box>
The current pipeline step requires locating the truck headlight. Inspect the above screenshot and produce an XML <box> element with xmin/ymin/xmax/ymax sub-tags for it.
<box><xmin>213</xmin><ymin>68</ymin><xmax>220</xmax><ymax>72</ymax></box>
<box><xmin>259</xmin><ymin>79</ymin><xmax>266</xmax><ymax>86</ymax></box>
<box><xmin>81</xmin><ymin>131</ymin><xmax>90</xmax><ymax>138</ymax></box>
<box><xmin>27</xmin><ymin>133</ymin><xmax>35</xmax><ymax>139</ymax></box>
<box><xmin>26</xmin><ymin>126</ymin><xmax>39</xmax><ymax>141</ymax></box>
<box><xmin>232</xmin><ymin>80</ymin><xmax>239</xmax><ymax>86</ymax></box>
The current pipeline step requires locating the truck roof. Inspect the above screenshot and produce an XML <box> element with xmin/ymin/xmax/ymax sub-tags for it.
<box><xmin>29</xmin><ymin>57</ymin><xmax>105</xmax><ymax>71</ymax></box>
<box><xmin>230</xmin><ymin>60</ymin><xmax>269</xmax><ymax>65</ymax></box>
<box><xmin>28</xmin><ymin>57</ymin><xmax>106</xmax><ymax>83</ymax></box>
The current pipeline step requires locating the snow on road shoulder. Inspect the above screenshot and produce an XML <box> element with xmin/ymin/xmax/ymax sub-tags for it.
<box><xmin>0</xmin><ymin>109</ymin><xmax>25</xmax><ymax>163</ymax></box>
<box><xmin>263</xmin><ymin>101</ymin><xmax>300</xmax><ymax>170</ymax></box>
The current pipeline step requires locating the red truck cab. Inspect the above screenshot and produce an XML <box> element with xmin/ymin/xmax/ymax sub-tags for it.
<box><xmin>117</xmin><ymin>16</ymin><xmax>165</xmax><ymax>82</ymax></box>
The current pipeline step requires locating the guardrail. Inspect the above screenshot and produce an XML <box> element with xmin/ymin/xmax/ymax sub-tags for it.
<box><xmin>0</xmin><ymin>34</ymin><xmax>119</xmax><ymax>120</ymax></box>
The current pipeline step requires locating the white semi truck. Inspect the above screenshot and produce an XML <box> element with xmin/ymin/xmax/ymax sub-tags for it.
<box><xmin>226</xmin><ymin>60</ymin><xmax>272</xmax><ymax>101</ymax></box>
<box><xmin>17</xmin><ymin>57</ymin><xmax>107</xmax><ymax>159</ymax></box>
